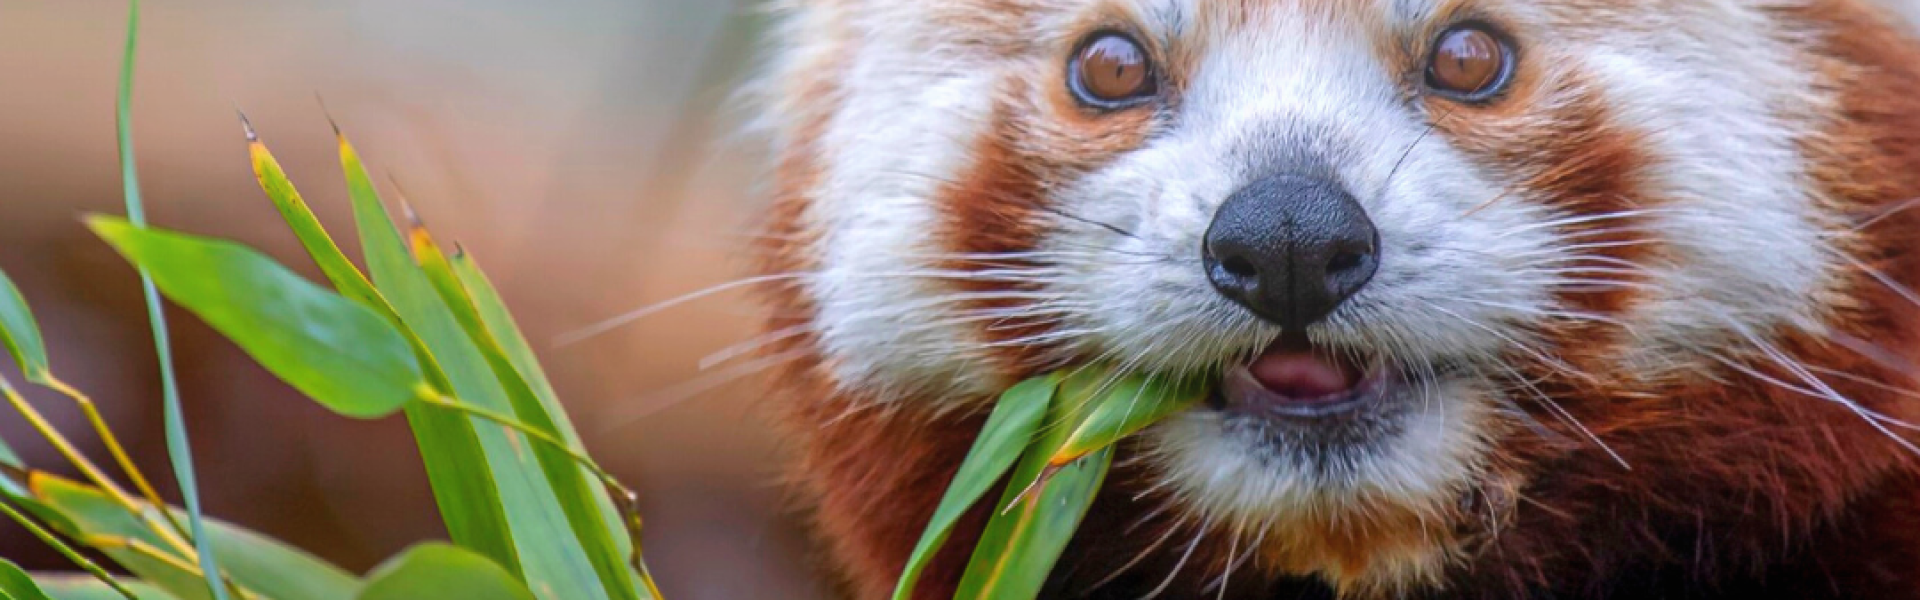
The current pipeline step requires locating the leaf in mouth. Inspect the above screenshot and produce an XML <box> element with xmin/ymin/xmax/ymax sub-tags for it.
<box><xmin>891</xmin><ymin>373</ymin><xmax>1060</xmax><ymax>600</ymax></box>
<box><xmin>1046</xmin><ymin>374</ymin><xmax>1210</xmax><ymax>470</ymax></box>
<box><xmin>894</xmin><ymin>364</ymin><xmax>1209</xmax><ymax>600</ymax></box>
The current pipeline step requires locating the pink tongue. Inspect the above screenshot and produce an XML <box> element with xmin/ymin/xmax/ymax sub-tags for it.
<box><xmin>1249</xmin><ymin>351</ymin><xmax>1360</xmax><ymax>399</ymax></box>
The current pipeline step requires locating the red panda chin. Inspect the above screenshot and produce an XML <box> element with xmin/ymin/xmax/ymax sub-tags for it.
<box><xmin>750</xmin><ymin>0</ymin><xmax>1920</xmax><ymax>598</ymax></box>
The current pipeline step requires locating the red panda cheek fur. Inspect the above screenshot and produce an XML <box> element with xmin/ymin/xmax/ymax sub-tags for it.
<box><xmin>752</xmin><ymin>0</ymin><xmax>1920</xmax><ymax>598</ymax></box>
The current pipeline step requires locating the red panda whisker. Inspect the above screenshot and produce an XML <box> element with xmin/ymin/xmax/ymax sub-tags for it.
<box><xmin>1038</xmin><ymin>204</ymin><xmax>1143</xmax><ymax>240</ymax></box>
<box><xmin>1143</xmin><ymin>525</ymin><xmax>1212</xmax><ymax>600</ymax></box>
<box><xmin>1043</xmin><ymin>240</ymin><xmax>1179</xmax><ymax>261</ymax></box>
<box><xmin>600</xmin><ymin>347</ymin><xmax>816</xmax><ymax>432</ymax></box>
<box><xmin>1518</xmin><ymin>271</ymin><xmax>1656</xmax><ymax>284</ymax></box>
<box><xmin>1806</xmin><ymin>366</ymin><xmax>1920</xmax><ymax>419</ymax></box>
<box><xmin>1846</xmin><ymin>195</ymin><xmax>1920</xmax><ymax>232</ymax></box>
<box><xmin>1447</xmin><ymin>299</ymin><xmax>1629</xmax><ymax>328</ymax></box>
<box><xmin>1712</xmin><ymin>355</ymin><xmax>1920</xmax><ymax>436</ymax></box>
<box><xmin>1493</xmin><ymin>208</ymin><xmax>1680</xmax><ymax>236</ymax></box>
<box><xmin>1552</xmin><ymin>239</ymin><xmax>1660</xmax><ymax>255</ymax></box>
<box><xmin>555</xmin><ymin>272</ymin><xmax>816</xmax><ymax>345</ymax></box>
<box><xmin>557</xmin><ymin>266</ymin><xmax>1084</xmax><ymax>346</ymax></box>
<box><xmin>1720</xmin><ymin>322</ymin><xmax>1920</xmax><ymax>456</ymax></box>
<box><xmin>1840</xmin><ymin>253</ymin><xmax>1920</xmax><ymax>310</ymax></box>
<box><xmin>1422</xmin><ymin>304</ymin><xmax>1591</xmax><ymax>384</ymax></box>
<box><xmin>1488</xmin><ymin>395</ymin><xmax>1583</xmax><ymax>450</ymax></box>
<box><xmin>1427</xmin><ymin>245</ymin><xmax>1647</xmax><ymax>271</ymax></box>
<box><xmin>698</xmin><ymin>324</ymin><xmax>815</xmax><ymax>371</ymax></box>
<box><xmin>1491</xmin><ymin>361</ymin><xmax>1632</xmax><ymax>470</ymax></box>
<box><xmin>1821</xmin><ymin>330</ymin><xmax>1920</xmax><ymax>388</ymax></box>
<box><xmin>1205</xmin><ymin>528</ymin><xmax>1246</xmax><ymax>599</ymax></box>
<box><xmin>1383</xmin><ymin>107</ymin><xmax>1457</xmax><ymax>199</ymax></box>
<box><xmin>1084</xmin><ymin>510</ymin><xmax>1189</xmax><ymax>595</ymax></box>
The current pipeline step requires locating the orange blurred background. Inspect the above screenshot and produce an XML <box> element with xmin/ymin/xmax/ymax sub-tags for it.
<box><xmin>0</xmin><ymin>1</ymin><xmax>828</xmax><ymax>597</ymax></box>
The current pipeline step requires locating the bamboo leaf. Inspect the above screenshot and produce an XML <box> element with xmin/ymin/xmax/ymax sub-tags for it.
<box><xmin>26</xmin><ymin>473</ymin><xmax>217</xmax><ymax>600</ymax></box>
<box><xmin>327</xmin><ymin>131</ymin><xmax>526</xmax><ymax>579</ymax></box>
<box><xmin>243</xmin><ymin>121</ymin><xmax>522</xmax><ymax>576</ymax></box>
<box><xmin>202</xmin><ymin>514</ymin><xmax>362</xmax><ymax>600</ymax></box>
<box><xmin>451</xmin><ymin>252</ymin><xmax>653</xmax><ymax>593</ymax></box>
<box><xmin>87</xmin><ymin>539</ymin><xmax>220</xmax><ymax>600</ymax></box>
<box><xmin>446</xmin><ymin>252</ymin><xmax>577</xmax><ymax>446</ymax></box>
<box><xmin>0</xmin><ymin>426</ymin><xmax>19</xmax><ymax>472</ymax></box>
<box><xmin>1046</xmin><ymin>374</ymin><xmax>1207</xmax><ymax>469</ymax></box>
<box><xmin>0</xmin><ymin>560</ymin><xmax>56</xmax><ymax>600</ymax></box>
<box><xmin>24</xmin><ymin>473</ymin><xmax>150</xmax><ymax>547</ymax></box>
<box><xmin>2</xmin><ymin>268</ymin><xmax>185</xmax><ymax>549</ymax></box>
<box><xmin>954</xmin><ymin>447</ymin><xmax>1111</xmax><ymax>600</ymax></box>
<box><xmin>242</xmin><ymin>115</ymin><xmax>383</xmax><ymax>309</ymax></box>
<box><xmin>115</xmin><ymin>3</ymin><xmax>219</xmax><ymax>593</ymax></box>
<box><xmin>27</xmin><ymin>473</ymin><xmax>360</xmax><ymax>600</ymax></box>
<box><xmin>339</xmin><ymin>135</ymin><xmax>606</xmax><ymax>599</ymax></box>
<box><xmin>0</xmin><ymin>498</ymin><xmax>127</xmax><ymax>600</ymax></box>
<box><xmin>88</xmin><ymin>217</ymin><xmax>426</xmax><ymax>419</ymax></box>
<box><xmin>891</xmin><ymin>374</ymin><xmax>1059</xmax><ymax>600</ymax></box>
<box><xmin>31</xmin><ymin>576</ymin><xmax>177</xmax><ymax>600</ymax></box>
<box><xmin>0</xmin><ymin>269</ymin><xmax>49</xmax><ymax>381</ymax></box>
<box><xmin>357</xmin><ymin>545</ymin><xmax>534</xmax><ymax>600</ymax></box>
<box><xmin>412</xmin><ymin>228</ymin><xmax>643</xmax><ymax>600</ymax></box>
<box><xmin>953</xmin><ymin>369</ymin><xmax>1115</xmax><ymax>600</ymax></box>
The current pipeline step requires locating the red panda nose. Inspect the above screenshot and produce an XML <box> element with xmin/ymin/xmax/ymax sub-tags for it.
<box><xmin>1202</xmin><ymin>174</ymin><xmax>1380</xmax><ymax>331</ymax></box>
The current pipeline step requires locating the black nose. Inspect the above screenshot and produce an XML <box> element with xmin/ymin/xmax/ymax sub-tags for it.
<box><xmin>1203</xmin><ymin>174</ymin><xmax>1380</xmax><ymax>330</ymax></box>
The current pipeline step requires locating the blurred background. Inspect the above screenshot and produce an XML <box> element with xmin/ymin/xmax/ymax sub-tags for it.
<box><xmin>0</xmin><ymin>1</ymin><xmax>829</xmax><ymax>597</ymax></box>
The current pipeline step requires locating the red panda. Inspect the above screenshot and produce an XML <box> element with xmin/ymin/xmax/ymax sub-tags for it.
<box><xmin>747</xmin><ymin>0</ymin><xmax>1920</xmax><ymax>597</ymax></box>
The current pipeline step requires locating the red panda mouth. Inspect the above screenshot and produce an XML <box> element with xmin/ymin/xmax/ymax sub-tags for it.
<box><xmin>1216</xmin><ymin>335</ymin><xmax>1389</xmax><ymax>418</ymax></box>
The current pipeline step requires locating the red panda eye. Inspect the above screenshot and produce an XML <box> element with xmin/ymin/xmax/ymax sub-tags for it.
<box><xmin>1071</xmin><ymin>33</ymin><xmax>1156</xmax><ymax>106</ymax></box>
<box><xmin>1426</xmin><ymin>25</ymin><xmax>1513</xmax><ymax>100</ymax></box>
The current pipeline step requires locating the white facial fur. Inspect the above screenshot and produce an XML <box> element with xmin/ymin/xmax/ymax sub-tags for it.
<box><xmin>761</xmin><ymin>0</ymin><xmax>1834</xmax><ymax>582</ymax></box>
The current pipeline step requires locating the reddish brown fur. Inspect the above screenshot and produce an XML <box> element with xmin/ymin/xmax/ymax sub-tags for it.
<box><xmin>1434</xmin><ymin>65</ymin><xmax>1656</xmax><ymax>337</ymax></box>
<box><xmin>935</xmin><ymin>67</ymin><xmax>1158</xmax><ymax>372</ymax></box>
<box><xmin>758</xmin><ymin>1</ymin><xmax>1920</xmax><ymax>598</ymax></box>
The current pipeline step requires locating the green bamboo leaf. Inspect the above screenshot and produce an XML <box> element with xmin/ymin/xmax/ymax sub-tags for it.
<box><xmin>0</xmin><ymin>428</ymin><xmax>19</xmax><ymax>471</ymax></box>
<box><xmin>954</xmin><ymin>450</ymin><xmax>1111</xmax><ymax>600</ymax></box>
<box><xmin>32</xmin><ymin>576</ymin><xmax>176</xmax><ymax>600</ymax></box>
<box><xmin>340</xmin><ymin>135</ymin><xmax>605</xmax><ymax>600</ymax></box>
<box><xmin>23</xmin><ymin>474</ymin><xmax>148</xmax><ymax>546</ymax></box>
<box><xmin>1046</xmin><ymin>374</ymin><xmax>1207</xmax><ymax>469</ymax></box>
<box><xmin>27</xmin><ymin>473</ymin><xmax>360</xmax><ymax>600</ymax></box>
<box><xmin>28</xmin><ymin>473</ymin><xmax>223</xmax><ymax>600</ymax></box>
<box><xmin>202</xmin><ymin>514</ymin><xmax>362</xmax><ymax>600</ymax></box>
<box><xmin>447</xmin><ymin>252</ymin><xmax>576</xmax><ymax>446</ymax></box>
<box><xmin>1</xmin><ymin>558</ymin><xmax>57</xmax><ymax>600</ymax></box>
<box><xmin>357</xmin><ymin>545</ymin><xmax>534</xmax><ymax>600</ymax></box>
<box><xmin>88</xmin><ymin>217</ymin><xmax>427</xmax><ymax>419</ymax></box>
<box><xmin>242</xmin><ymin>116</ymin><xmax>383</xmax><ymax>309</ymax></box>
<box><xmin>3</xmin><ymin>269</ymin><xmax>184</xmax><ymax>552</ymax></box>
<box><xmin>0</xmin><ymin>498</ymin><xmax>128</xmax><ymax>600</ymax></box>
<box><xmin>892</xmin><ymin>374</ymin><xmax>1059</xmax><ymax>600</ymax></box>
<box><xmin>0</xmin><ymin>269</ymin><xmax>49</xmax><ymax>381</ymax></box>
<box><xmin>112</xmin><ymin>3</ymin><xmax>217</xmax><ymax>597</ymax></box>
<box><xmin>5</xmin><ymin>494</ymin><xmax>81</xmax><ymax>544</ymax></box>
<box><xmin>953</xmin><ymin>369</ymin><xmax>1115</xmax><ymax>600</ymax></box>
<box><xmin>243</xmin><ymin>122</ymin><xmax>521</xmax><ymax>576</ymax></box>
<box><xmin>88</xmin><ymin>541</ymin><xmax>219</xmax><ymax>600</ymax></box>
<box><xmin>410</xmin><ymin>229</ymin><xmax>643</xmax><ymax>600</ymax></box>
<box><xmin>319</xmin><ymin>132</ymin><xmax>524</xmax><ymax>580</ymax></box>
<box><xmin>451</xmin><ymin>252</ymin><xmax>647</xmax><ymax>592</ymax></box>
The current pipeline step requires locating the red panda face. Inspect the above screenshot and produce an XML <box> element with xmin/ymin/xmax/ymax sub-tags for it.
<box><xmin>755</xmin><ymin>0</ymin><xmax>1920</xmax><ymax>595</ymax></box>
